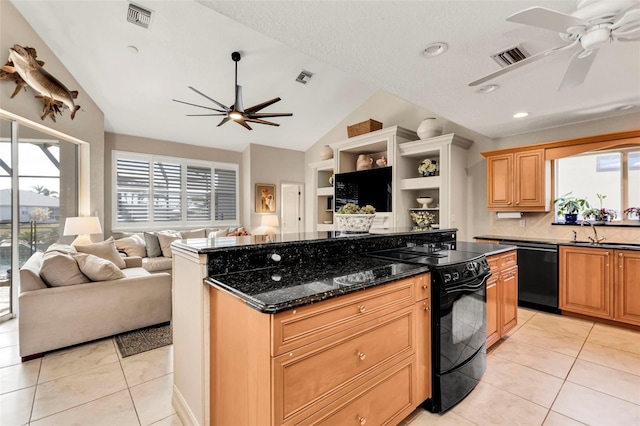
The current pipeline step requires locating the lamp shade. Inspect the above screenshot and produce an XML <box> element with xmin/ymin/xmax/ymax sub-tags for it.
<box><xmin>261</xmin><ymin>215</ymin><xmax>279</xmax><ymax>227</ymax></box>
<box><xmin>63</xmin><ymin>217</ymin><xmax>102</xmax><ymax>236</ymax></box>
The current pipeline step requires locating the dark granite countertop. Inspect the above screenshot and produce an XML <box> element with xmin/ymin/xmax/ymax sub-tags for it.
<box><xmin>474</xmin><ymin>235</ymin><xmax>566</xmax><ymax>245</ymax></box>
<box><xmin>456</xmin><ymin>241</ymin><xmax>518</xmax><ymax>256</ymax></box>
<box><xmin>474</xmin><ymin>235</ymin><xmax>640</xmax><ymax>251</ymax></box>
<box><xmin>558</xmin><ymin>241</ymin><xmax>640</xmax><ymax>251</ymax></box>
<box><xmin>206</xmin><ymin>254</ymin><xmax>429</xmax><ymax>313</ymax></box>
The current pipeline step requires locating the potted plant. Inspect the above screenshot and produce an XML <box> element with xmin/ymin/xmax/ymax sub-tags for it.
<box><xmin>418</xmin><ymin>158</ymin><xmax>439</xmax><ymax>177</ymax></box>
<box><xmin>583</xmin><ymin>193</ymin><xmax>617</xmax><ymax>223</ymax></box>
<box><xmin>624</xmin><ymin>206</ymin><xmax>640</xmax><ymax>221</ymax></box>
<box><xmin>335</xmin><ymin>203</ymin><xmax>376</xmax><ymax>232</ymax></box>
<box><xmin>553</xmin><ymin>192</ymin><xmax>588</xmax><ymax>223</ymax></box>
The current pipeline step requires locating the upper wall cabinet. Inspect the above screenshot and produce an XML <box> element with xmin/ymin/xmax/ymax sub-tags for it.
<box><xmin>484</xmin><ymin>149</ymin><xmax>551</xmax><ymax>212</ymax></box>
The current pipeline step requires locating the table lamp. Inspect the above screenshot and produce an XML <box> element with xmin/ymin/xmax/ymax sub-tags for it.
<box><xmin>261</xmin><ymin>214</ymin><xmax>280</xmax><ymax>235</ymax></box>
<box><xmin>63</xmin><ymin>216</ymin><xmax>102</xmax><ymax>246</ymax></box>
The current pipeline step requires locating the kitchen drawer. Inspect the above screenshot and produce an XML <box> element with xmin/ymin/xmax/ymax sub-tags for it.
<box><xmin>487</xmin><ymin>255</ymin><xmax>500</xmax><ymax>275</ymax></box>
<box><xmin>297</xmin><ymin>356</ymin><xmax>416</xmax><ymax>426</ymax></box>
<box><xmin>413</xmin><ymin>273</ymin><xmax>430</xmax><ymax>302</ymax></box>
<box><xmin>499</xmin><ymin>251</ymin><xmax>517</xmax><ymax>270</ymax></box>
<box><xmin>273</xmin><ymin>278</ymin><xmax>415</xmax><ymax>356</ymax></box>
<box><xmin>273</xmin><ymin>307</ymin><xmax>415</xmax><ymax>424</ymax></box>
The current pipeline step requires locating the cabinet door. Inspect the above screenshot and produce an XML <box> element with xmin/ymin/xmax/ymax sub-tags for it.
<box><xmin>487</xmin><ymin>154</ymin><xmax>513</xmax><ymax>208</ymax></box>
<box><xmin>559</xmin><ymin>246</ymin><xmax>613</xmax><ymax>319</ymax></box>
<box><xmin>414</xmin><ymin>301</ymin><xmax>431</xmax><ymax>403</ymax></box>
<box><xmin>514</xmin><ymin>149</ymin><xmax>544</xmax><ymax>207</ymax></box>
<box><xmin>486</xmin><ymin>275</ymin><xmax>500</xmax><ymax>348</ymax></box>
<box><xmin>615</xmin><ymin>250</ymin><xmax>640</xmax><ymax>326</ymax></box>
<box><xmin>500</xmin><ymin>266</ymin><xmax>518</xmax><ymax>336</ymax></box>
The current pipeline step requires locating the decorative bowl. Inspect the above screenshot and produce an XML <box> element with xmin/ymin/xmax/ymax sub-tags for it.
<box><xmin>416</xmin><ymin>197</ymin><xmax>433</xmax><ymax>209</ymax></box>
<box><xmin>334</xmin><ymin>214</ymin><xmax>376</xmax><ymax>233</ymax></box>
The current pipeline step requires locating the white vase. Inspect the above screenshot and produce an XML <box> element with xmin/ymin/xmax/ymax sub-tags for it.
<box><xmin>417</xmin><ymin>118</ymin><xmax>443</xmax><ymax>140</ymax></box>
<box><xmin>320</xmin><ymin>145</ymin><xmax>333</xmax><ymax>160</ymax></box>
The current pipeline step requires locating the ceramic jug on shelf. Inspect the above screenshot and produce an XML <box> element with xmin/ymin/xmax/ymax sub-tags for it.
<box><xmin>356</xmin><ymin>154</ymin><xmax>374</xmax><ymax>171</ymax></box>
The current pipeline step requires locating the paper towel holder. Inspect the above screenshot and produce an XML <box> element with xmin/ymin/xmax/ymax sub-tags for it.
<box><xmin>496</xmin><ymin>212</ymin><xmax>523</xmax><ymax>219</ymax></box>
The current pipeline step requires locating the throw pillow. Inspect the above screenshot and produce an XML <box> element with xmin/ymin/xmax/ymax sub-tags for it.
<box><xmin>208</xmin><ymin>228</ymin><xmax>229</xmax><ymax>238</ymax></box>
<box><xmin>73</xmin><ymin>253</ymin><xmax>125</xmax><ymax>281</ymax></box>
<box><xmin>45</xmin><ymin>242</ymin><xmax>77</xmax><ymax>254</ymax></box>
<box><xmin>40</xmin><ymin>251</ymin><xmax>90</xmax><ymax>287</ymax></box>
<box><xmin>181</xmin><ymin>228</ymin><xmax>206</xmax><ymax>239</ymax></box>
<box><xmin>115</xmin><ymin>235</ymin><xmax>147</xmax><ymax>257</ymax></box>
<box><xmin>156</xmin><ymin>232</ymin><xmax>182</xmax><ymax>258</ymax></box>
<box><xmin>143</xmin><ymin>232</ymin><xmax>162</xmax><ymax>258</ymax></box>
<box><xmin>75</xmin><ymin>237</ymin><xmax>127</xmax><ymax>269</ymax></box>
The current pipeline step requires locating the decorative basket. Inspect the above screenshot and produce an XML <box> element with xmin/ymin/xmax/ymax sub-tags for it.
<box><xmin>347</xmin><ymin>119</ymin><xmax>383</xmax><ymax>138</ymax></box>
<box><xmin>334</xmin><ymin>214</ymin><xmax>376</xmax><ymax>232</ymax></box>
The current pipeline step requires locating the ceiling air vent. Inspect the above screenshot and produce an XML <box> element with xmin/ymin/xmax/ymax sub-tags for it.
<box><xmin>490</xmin><ymin>44</ymin><xmax>530</xmax><ymax>68</ymax></box>
<box><xmin>127</xmin><ymin>3</ymin><xmax>152</xmax><ymax>29</ymax></box>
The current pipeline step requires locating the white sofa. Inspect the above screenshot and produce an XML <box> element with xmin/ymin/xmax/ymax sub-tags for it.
<box><xmin>18</xmin><ymin>251</ymin><xmax>172</xmax><ymax>360</ymax></box>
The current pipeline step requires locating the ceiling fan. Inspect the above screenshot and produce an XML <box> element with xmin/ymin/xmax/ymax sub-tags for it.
<box><xmin>173</xmin><ymin>51</ymin><xmax>292</xmax><ymax>130</ymax></box>
<box><xmin>469</xmin><ymin>0</ymin><xmax>640</xmax><ymax>90</ymax></box>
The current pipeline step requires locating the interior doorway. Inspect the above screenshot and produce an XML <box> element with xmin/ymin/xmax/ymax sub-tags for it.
<box><xmin>280</xmin><ymin>182</ymin><xmax>304</xmax><ymax>235</ymax></box>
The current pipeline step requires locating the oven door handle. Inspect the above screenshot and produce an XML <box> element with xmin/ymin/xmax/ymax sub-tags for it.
<box><xmin>442</xmin><ymin>273</ymin><xmax>491</xmax><ymax>293</ymax></box>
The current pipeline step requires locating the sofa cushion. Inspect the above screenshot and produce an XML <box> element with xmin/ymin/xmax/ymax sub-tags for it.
<box><xmin>181</xmin><ymin>228</ymin><xmax>206</xmax><ymax>239</ymax></box>
<box><xmin>74</xmin><ymin>253</ymin><xmax>125</xmax><ymax>281</ymax></box>
<box><xmin>142</xmin><ymin>257</ymin><xmax>173</xmax><ymax>273</ymax></box>
<box><xmin>46</xmin><ymin>242</ymin><xmax>77</xmax><ymax>254</ymax></box>
<box><xmin>40</xmin><ymin>251</ymin><xmax>90</xmax><ymax>287</ymax></box>
<box><xmin>157</xmin><ymin>232</ymin><xmax>181</xmax><ymax>258</ymax></box>
<box><xmin>208</xmin><ymin>228</ymin><xmax>229</xmax><ymax>238</ymax></box>
<box><xmin>115</xmin><ymin>235</ymin><xmax>147</xmax><ymax>258</ymax></box>
<box><xmin>75</xmin><ymin>238</ymin><xmax>127</xmax><ymax>269</ymax></box>
<box><xmin>144</xmin><ymin>232</ymin><xmax>162</xmax><ymax>258</ymax></box>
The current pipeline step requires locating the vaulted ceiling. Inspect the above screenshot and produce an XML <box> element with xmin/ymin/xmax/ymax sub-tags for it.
<box><xmin>11</xmin><ymin>0</ymin><xmax>640</xmax><ymax>152</ymax></box>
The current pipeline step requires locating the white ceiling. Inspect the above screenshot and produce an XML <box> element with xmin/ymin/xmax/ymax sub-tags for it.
<box><xmin>11</xmin><ymin>0</ymin><xmax>640</xmax><ymax>152</ymax></box>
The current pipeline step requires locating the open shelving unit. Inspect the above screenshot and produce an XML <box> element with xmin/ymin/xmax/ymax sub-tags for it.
<box><xmin>309</xmin><ymin>158</ymin><xmax>335</xmax><ymax>231</ymax></box>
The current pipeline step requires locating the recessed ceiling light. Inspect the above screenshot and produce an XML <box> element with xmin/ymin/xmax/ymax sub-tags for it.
<box><xmin>127</xmin><ymin>45</ymin><xmax>139</xmax><ymax>54</ymax></box>
<box><xmin>476</xmin><ymin>84</ymin><xmax>499</xmax><ymax>94</ymax></box>
<box><xmin>614</xmin><ymin>104</ymin><xmax>634</xmax><ymax>111</ymax></box>
<box><xmin>513</xmin><ymin>112</ymin><xmax>529</xmax><ymax>119</ymax></box>
<box><xmin>420</xmin><ymin>42</ymin><xmax>448</xmax><ymax>58</ymax></box>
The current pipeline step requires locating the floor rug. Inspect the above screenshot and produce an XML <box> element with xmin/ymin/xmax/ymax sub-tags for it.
<box><xmin>115</xmin><ymin>323</ymin><xmax>172</xmax><ymax>358</ymax></box>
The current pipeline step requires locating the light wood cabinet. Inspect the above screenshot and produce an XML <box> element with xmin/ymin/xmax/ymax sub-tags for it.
<box><xmin>210</xmin><ymin>274</ymin><xmax>431</xmax><ymax>425</ymax></box>
<box><xmin>561</xmin><ymin>246</ymin><xmax>640</xmax><ymax>326</ymax></box>
<box><xmin>484</xmin><ymin>149</ymin><xmax>550</xmax><ymax>212</ymax></box>
<box><xmin>485</xmin><ymin>250</ymin><xmax>518</xmax><ymax>348</ymax></box>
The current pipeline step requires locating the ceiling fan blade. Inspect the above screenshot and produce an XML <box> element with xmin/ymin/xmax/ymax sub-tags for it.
<box><xmin>559</xmin><ymin>48</ymin><xmax>598</xmax><ymax>91</ymax></box>
<box><xmin>186</xmin><ymin>113</ymin><xmax>228</xmax><ymax>116</ymax></box>
<box><xmin>506</xmin><ymin>7</ymin><xmax>589</xmax><ymax>33</ymax></box>
<box><xmin>188</xmin><ymin>86</ymin><xmax>231</xmax><ymax>111</ymax></box>
<box><xmin>613</xmin><ymin>2</ymin><xmax>640</xmax><ymax>29</ymax></box>
<box><xmin>217</xmin><ymin>117</ymin><xmax>231</xmax><ymax>127</ymax></box>
<box><xmin>248</xmin><ymin>112</ymin><xmax>293</xmax><ymax>118</ymax></box>
<box><xmin>172</xmin><ymin>99</ymin><xmax>227</xmax><ymax>113</ymax></box>
<box><xmin>234</xmin><ymin>85</ymin><xmax>244</xmax><ymax>112</ymax></box>
<box><xmin>468</xmin><ymin>41</ymin><xmax>579</xmax><ymax>87</ymax></box>
<box><xmin>245</xmin><ymin>118</ymin><xmax>280</xmax><ymax>127</ymax></box>
<box><xmin>235</xmin><ymin>119</ymin><xmax>253</xmax><ymax>131</ymax></box>
<box><xmin>245</xmin><ymin>97</ymin><xmax>282</xmax><ymax>113</ymax></box>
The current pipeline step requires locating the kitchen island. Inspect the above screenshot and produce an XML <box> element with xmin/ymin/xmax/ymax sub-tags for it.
<box><xmin>170</xmin><ymin>229</ymin><xmax>514</xmax><ymax>425</ymax></box>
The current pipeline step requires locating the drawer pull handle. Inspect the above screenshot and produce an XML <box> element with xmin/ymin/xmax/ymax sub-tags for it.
<box><xmin>358</xmin><ymin>305</ymin><xmax>366</xmax><ymax>313</ymax></box>
<box><xmin>422</xmin><ymin>285</ymin><xmax>428</xmax><ymax>290</ymax></box>
<box><xmin>423</xmin><ymin>305</ymin><xmax>430</xmax><ymax>311</ymax></box>
<box><xmin>357</xmin><ymin>351</ymin><xmax>366</xmax><ymax>360</ymax></box>
<box><xmin>358</xmin><ymin>416</ymin><xmax>366</xmax><ymax>425</ymax></box>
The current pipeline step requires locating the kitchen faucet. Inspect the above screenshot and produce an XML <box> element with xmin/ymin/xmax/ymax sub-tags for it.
<box><xmin>581</xmin><ymin>221</ymin><xmax>605</xmax><ymax>244</ymax></box>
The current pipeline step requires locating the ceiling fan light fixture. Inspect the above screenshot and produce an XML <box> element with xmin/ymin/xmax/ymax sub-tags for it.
<box><xmin>420</xmin><ymin>42</ymin><xmax>448</xmax><ymax>58</ymax></box>
<box><xmin>229</xmin><ymin>111</ymin><xmax>243</xmax><ymax>120</ymax></box>
<box><xmin>476</xmin><ymin>84</ymin><xmax>499</xmax><ymax>94</ymax></box>
<box><xmin>513</xmin><ymin>112</ymin><xmax>529</xmax><ymax>119</ymax></box>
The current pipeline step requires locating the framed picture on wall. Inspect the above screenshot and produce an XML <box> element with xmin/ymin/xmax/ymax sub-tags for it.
<box><xmin>255</xmin><ymin>183</ymin><xmax>276</xmax><ymax>213</ymax></box>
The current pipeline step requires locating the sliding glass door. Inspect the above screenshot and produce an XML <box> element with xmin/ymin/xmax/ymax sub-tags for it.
<box><xmin>0</xmin><ymin>119</ymin><xmax>13</xmax><ymax>320</ymax></box>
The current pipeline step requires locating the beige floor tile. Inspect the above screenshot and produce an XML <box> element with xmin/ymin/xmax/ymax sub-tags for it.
<box><xmin>525</xmin><ymin>312</ymin><xmax>593</xmax><ymax>340</ymax></box>
<box><xmin>0</xmin><ymin>330</ymin><xmax>18</xmax><ymax>349</ymax></box>
<box><xmin>0</xmin><ymin>358</ymin><xmax>41</xmax><ymax>395</ymax></box>
<box><xmin>30</xmin><ymin>389</ymin><xmax>139</xmax><ymax>426</ymax></box>
<box><xmin>0</xmin><ymin>344</ymin><xmax>21</xmax><ymax>368</ymax></box>
<box><xmin>121</xmin><ymin>345</ymin><xmax>173</xmax><ymax>387</ymax></box>
<box><xmin>150</xmin><ymin>414</ymin><xmax>184</xmax><ymax>426</ymax></box>
<box><xmin>130</xmin><ymin>373</ymin><xmax>175</xmax><ymax>426</ymax></box>
<box><xmin>508</xmin><ymin>325</ymin><xmax>585</xmax><ymax>357</ymax></box>
<box><xmin>482</xmin><ymin>354</ymin><xmax>564</xmax><ymax>408</ymax></box>
<box><xmin>0</xmin><ymin>385</ymin><xmax>35</xmax><ymax>425</ymax></box>
<box><xmin>0</xmin><ymin>318</ymin><xmax>18</xmax><ymax>333</ymax></box>
<box><xmin>31</xmin><ymin>362</ymin><xmax>127</xmax><ymax>421</ymax></box>
<box><xmin>587</xmin><ymin>323</ymin><xmax>640</xmax><ymax>355</ymax></box>
<box><xmin>407</xmin><ymin>408</ymin><xmax>476</xmax><ymax>425</ymax></box>
<box><xmin>517</xmin><ymin>308</ymin><xmax>537</xmax><ymax>323</ymax></box>
<box><xmin>567</xmin><ymin>359</ymin><xmax>640</xmax><ymax>405</ymax></box>
<box><xmin>492</xmin><ymin>339</ymin><xmax>575</xmax><ymax>379</ymax></box>
<box><xmin>552</xmin><ymin>382</ymin><xmax>640</xmax><ymax>426</ymax></box>
<box><xmin>578</xmin><ymin>342</ymin><xmax>640</xmax><ymax>376</ymax></box>
<box><xmin>39</xmin><ymin>339</ymin><xmax>118</xmax><ymax>384</ymax></box>
<box><xmin>543</xmin><ymin>411</ymin><xmax>586</xmax><ymax>426</ymax></box>
<box><xmin>451</xmin><ymin>381</ymin><xmax>548</xmax><ymax>425</ymax></box>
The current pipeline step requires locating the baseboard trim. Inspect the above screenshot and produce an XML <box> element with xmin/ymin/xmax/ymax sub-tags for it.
<box><xmin>172</xmin><ymin>385</ymin><xmax>199</xmax><ymax>426</ymax></box>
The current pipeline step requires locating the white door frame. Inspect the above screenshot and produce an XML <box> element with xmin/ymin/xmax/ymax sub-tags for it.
<box><xmin>280</xmin><ymin>181</ymin><xmax>304</xmax><ymax>235</ymax></box>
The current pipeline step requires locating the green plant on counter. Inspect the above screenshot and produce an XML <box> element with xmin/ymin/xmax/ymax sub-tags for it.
<box><xmin>336</xmin><ymin>203</ymin><xmax>376</xmax><ymax>214</ymax></box>
<box><xmin>583</xmin><ymin>193</ymin><xmax>617</xmax><ymax>221</ymax></box>
<box><xmin>624</xmin><ymin>206</ymin><xmax>640</xmax><ymax>218</ymax></box>
<box><xmin>553</xmin><ymin>192</ymin><xmax>589</xmax><ymax>215</ymax></box>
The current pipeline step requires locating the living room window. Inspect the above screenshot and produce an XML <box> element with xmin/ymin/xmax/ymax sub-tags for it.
<box><xmin>113</xmin><ymin>151</ymin><xmax>238</xmax><ymax>230</ymax></box>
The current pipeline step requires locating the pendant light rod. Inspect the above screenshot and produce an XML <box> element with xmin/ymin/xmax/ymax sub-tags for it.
<box><xmin>231</xmin><ymin>51</ymin><xmax>241</xmax><ymax>87</ymax></box>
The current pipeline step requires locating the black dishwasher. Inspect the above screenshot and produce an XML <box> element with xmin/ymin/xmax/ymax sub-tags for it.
<box><xmin>504</xmin><ymin>241</ymin><xmax>559</xmax><ymax>313</ymax></box>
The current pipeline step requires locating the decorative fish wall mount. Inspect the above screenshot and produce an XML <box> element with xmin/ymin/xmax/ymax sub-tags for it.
<box><xmin>1</xmin><ymin>44</ymin><xmax>80</xmax><ymax>122</ymax></box>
